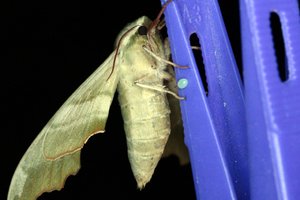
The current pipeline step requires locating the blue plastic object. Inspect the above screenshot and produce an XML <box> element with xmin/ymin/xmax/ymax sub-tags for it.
<box><xmin>240</xmin><ymin>0</ymin><xmax>300</xmax><ymax>199</ymax></box>
<box><xmin>161</xmin><ymin>0</ymin><xmax>248</xmax><ymax>199</ymax></box>
<box><xmin>162</xmin><ymin>0</ymin><xmax>300</xmax><ymax>199</ymax></box>
<box><xmin>161</xmin><ymin>0</ymin><xmax>300</xmax><ymax>199</ymax></box>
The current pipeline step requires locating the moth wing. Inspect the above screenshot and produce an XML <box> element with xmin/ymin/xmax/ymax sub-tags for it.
<box><xmin>163</xmin><ymin>66</ymin><xmax>190</xmax><ymax>165</ymax></box>
<box><xmin>8</xmin><ymin>51</ymin><xmax>119</xmax><ymax>200</ymax></box>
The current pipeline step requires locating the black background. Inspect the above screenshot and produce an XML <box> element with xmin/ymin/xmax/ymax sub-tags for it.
<box><xmin>1</xmin><ymin>0</ymin><xmax>242</xmax><ymax>199</ymax></box>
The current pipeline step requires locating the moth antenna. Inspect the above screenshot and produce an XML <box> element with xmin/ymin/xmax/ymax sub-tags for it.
<box><xmin>147</xmin><ymin>0</ymin><xmax>172</xmax><ymax>35</ymax></box>
<box><xmin>107</xmin><ymin>25</ymin><xmax>141</xmax><ymax>81</ymax></box>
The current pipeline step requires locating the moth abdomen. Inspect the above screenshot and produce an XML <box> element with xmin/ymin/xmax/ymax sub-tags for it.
<box><xmin>127</xmin><ymin>138</ymin><xmax>169</xmax><ymax>189</ymax></box>
<box><xmin>125</xmin><ymin>122</ymin><xmax>170</xmax><ymax>188</ymax></box>
<box><xmin>118</xmin><ymin>87</ymin><xmax>171</xmax><ymax>188</ymax></box>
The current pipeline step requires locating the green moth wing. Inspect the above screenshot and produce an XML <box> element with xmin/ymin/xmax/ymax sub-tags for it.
<box><xmin>8</xmin><ymin>50</ymin><xmax>119</xmax><ymax>200</ymax></box>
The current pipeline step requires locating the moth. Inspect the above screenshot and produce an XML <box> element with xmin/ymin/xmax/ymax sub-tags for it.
<box><xmin>8</xmin><ymin>1</ymin><xmax>188</xmax><ymax>199</ymax></box>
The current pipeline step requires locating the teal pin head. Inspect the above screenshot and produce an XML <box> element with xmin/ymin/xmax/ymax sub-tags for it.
<box><xmin>177</xmin><ymin>78</ymin><xmax>188</xmax><ymax>89</ymax></box>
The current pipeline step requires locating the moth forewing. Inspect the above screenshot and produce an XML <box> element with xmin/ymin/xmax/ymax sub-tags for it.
<box><xmin>42</xmin><ymin>50</ymin><xmax>120</xmax><ymax>160</ymax></box>
<box><xmin>8</xmin><ymin>50</ymin><xmax>119</xmax><ymax>200</ymax></box>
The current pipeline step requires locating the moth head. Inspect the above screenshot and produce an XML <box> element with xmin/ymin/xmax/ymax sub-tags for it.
<box><xmin>114</xmin><ymin>16</ymin><xmax>152</xmax><ymax>49</ymax></box>
<box><xmin>107</xmin><ymin>16</ymin><xmax>157</xmax><ymax>80</ymax></box>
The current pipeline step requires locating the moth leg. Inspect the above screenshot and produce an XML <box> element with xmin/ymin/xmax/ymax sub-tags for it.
<box><xmin>142</xmin><ymin>45</ymin><xmax>188</xmax><ymax>69</ymax></box>
<box><xmin>162</xmin><ymin>39</ymin><xmax>182</xmax><ymax>83</ymax></box>
<box><xmin>158</xmin><ymin>70</ymin><xmax>174</xmax><ymax>81</ymax></box>
<box><xmin>157</xmin><ymin>19</ymin><xmax>166</xmax><ymax>30</ymax></box>
<box><xmin>134</xmin><ymin>73</ymin><xmax>173</xmax><ymax>86</ymax></box>
<box><xmin>134</xmin><ymin>80</ymin><xmax>184</xmax><ymax>100</ymax></box>
<box><xmin>191</xmin><ymin>46</ymin><xmax>201</xmax><ymax>50</ymax></box>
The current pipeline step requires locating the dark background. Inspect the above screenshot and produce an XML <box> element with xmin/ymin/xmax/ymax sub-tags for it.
<box><xmin>1</xmin><ymin>0</ymin><xmax>241</xmax><ymax>199</ymax></box>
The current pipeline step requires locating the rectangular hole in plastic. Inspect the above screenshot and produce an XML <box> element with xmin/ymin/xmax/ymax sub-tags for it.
<box><xmin>189</xmin><ymin>33</ymin><xmax>208</xmax><ymax>96</ymax></box>
<box><xmin>270</xmin><ymin>12</ymin><xmax>289</xmax><ymax>82</ymax></box>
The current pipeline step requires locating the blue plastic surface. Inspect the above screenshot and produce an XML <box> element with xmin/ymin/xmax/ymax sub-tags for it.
<box><xmin>240</xmin><ymin>0</ymin><xmax>300</xmax><ymax>199</ymax></box>
<box><xmin>161</xmin><ymin>0</ymin><xmax>300</xmax><ymax>199</ymax></box>
<box><xmin>161</xmin><ymin>0</ymin><xmax>248</xmax><ymax>199</ymax></box>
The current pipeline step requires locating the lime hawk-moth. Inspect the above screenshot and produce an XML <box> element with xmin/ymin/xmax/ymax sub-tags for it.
<box><xmin>8</xmin><ymin>1</ymin><xmax>188</xmax><ymax>199</ymax></box>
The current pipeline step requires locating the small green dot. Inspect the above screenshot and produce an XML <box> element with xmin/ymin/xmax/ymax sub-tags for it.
<box><xmin>177</xmin><ymin>78</ymin><xmax>188</xmax><ymax>89</ymax></box>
